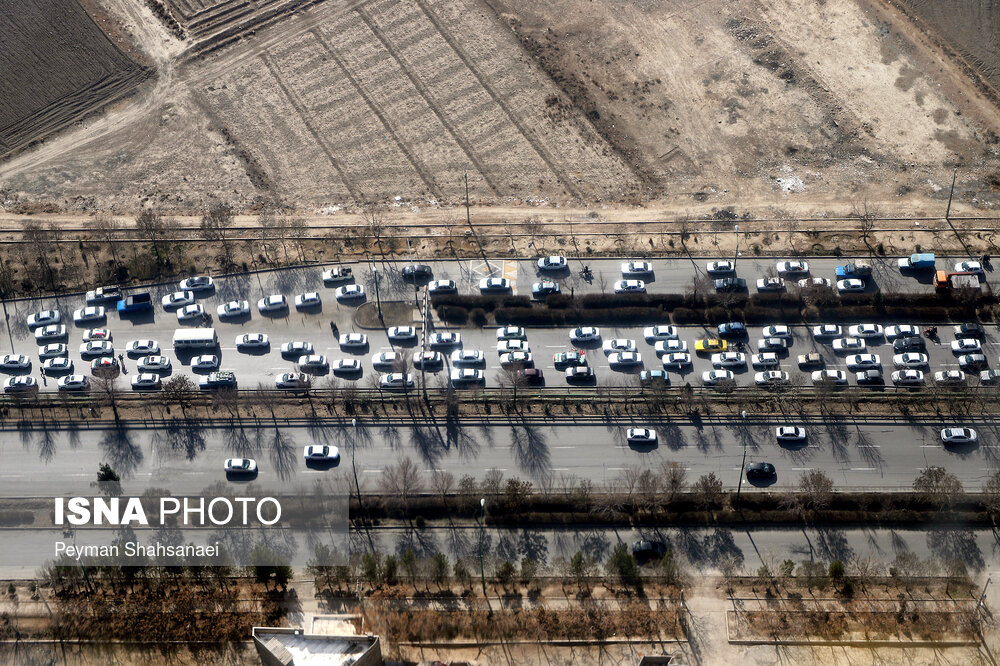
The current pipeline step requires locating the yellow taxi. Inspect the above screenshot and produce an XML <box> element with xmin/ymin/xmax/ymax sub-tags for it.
<box><xmin>694</xmin><ymin>338</ymin><xmax>727</xmax><ymax>353</ymax></box>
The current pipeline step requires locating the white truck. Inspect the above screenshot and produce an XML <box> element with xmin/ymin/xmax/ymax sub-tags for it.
<box><xmin>172</xmin><ymin>328</ymin><xmax>218</xmax><ymax>351</ymax></box>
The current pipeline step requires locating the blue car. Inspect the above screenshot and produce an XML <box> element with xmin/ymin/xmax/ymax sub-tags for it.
<box><xmin>717</xmin><ymin>322</ymin><xmax>747</xmax><ymax>338</ymax></box>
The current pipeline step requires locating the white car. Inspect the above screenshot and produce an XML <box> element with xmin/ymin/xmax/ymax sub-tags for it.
<box><xmin>479</xmin><ymin>277</ymin><xmax>511</xmax><ymax>292</ymax></box>
<box><xmin>756</xmin><ymin>277</ymin><xmax>785</xmax><ymax>291</ymax></box>
<box><xmin>73</xmin><ymin>306</ymin><xmax>106</xmax><ymax>323</ymax></box>
<box><xmin>451</xmin><ymin>349</ymin><xmax>484</xmax><ymax>366</ymax></box>
<box><xmin>892</xmin><ymin>352</ymin><xmax>928</xmax><ymax>368</ymax></box>
<box><xmin>236</xmin><ymin>333</ymin><xmax>269</xmax><ymax>350</ymax></box>
<box><xmin>276</xmin><ymin>373</ymin><xmax>311</xmax><ymax>389</ymax></box>
<box><xmin>38</xmin><ymin>343</ymin><xmax>67</xmax><ymax>359</ymax></box>
<box><xmin>951</xmin><ymin>338</ymin><xmax>982</xmax><ymax>353</ymax></box>
<box><xmin>941</xmin><ymin>428</ymin><xmax>977</xmax><ymax>444</ymax></box>
<box><xmin>711</xmin><ymin>352</ymin><xmax>746</xmax><ymax>368</ymax></box>
<box><xmin>751</xmin><ymin>352</ymin><xmax>779</xmax><ymax>368</ymax></box>
<box><xmin>0</xmin><ymin>354</ymin><xmax>30</xmax><ymax>370</ymax></box>
<box><xmin>321</xmin><ymin>267</ymin><xmax>353</xmax><ymax>284</ymax></box>
<box><xmin>427</xmin><ymin>279</ymin><xmax>457</xmax><ymax>294</ymax></box>
<box><xmin>27</xmin><ymin>310</ymin><xmax>60</xmax><ymax>329</ymax></box>
<box><xmin>388</xmin><ymin>326</ymin><xmax>417</xmax><ymax>342</ymax></box>
<box><xmin>176</xmin><ymin>304</ymin><xmax>205</xmax><ymax>322</ymax></box>
<box><xmin>131</xmin><ymin>373</ymin><xmax>161</xmax><ymax>390</ymax></box>
<box><xmin>257</xmin><ymin>294</ymin><xmax>288</xmax><ymax>313</ymax></box>
<box><xmin>138</xmin><ymin>356</ymin><xmax>171</xmax><ymax>372</ymax></box>
<box><xmin>79</xmin><ymin>340</ymin><xmax>113</xmax><ymax>358</ymax></box>
<box><xmin>837</xmin><ymin>279</ymin><xmax>865</xmax><ymax>293</ymax></box>
<box><xmin>179</xmin><ymin>276</ymin><xmax>214</xmax><ymax>292</ymax></box>
<box><xmin>217</xmin><ymin>300</ymin><xmax>250</xmax><ymax>318</ymax></box>
<box><xmin>303</xmin><ymin>444</ymin><xmax>340</xmax><ymax>462</ymax></box>
<box><xmin>798</xmin><ymin>277</ymin><xmax>832</xmax><ymax>288</ymax></box>
<box><xmin>603</xmin><ymin>339</ymin><xmax>637</xmax><ymax>354</ymax></box>
<box><xmin>224</xmin><ymin>458</ymin><xmax>257</xmax><ymax>474</ymax></box>
<box><xmin>662</xmin><ymin>352</ymin><xmax>691</xmax><ymax>369</ymax></box>
<box><xmin>569</xmin><ymin>327</ymin><xmax>601</xmax><ymax>343</ymax></box>
<box><xmin>294</xmin><ymin>292</ymin><xmax>321</xmax><ymax>309</ymax></box>
<box><xmin>34</xmin><ymin>324</ymin><xmax>67</xmax><ymax>341</ymax></box>
<box><xmin>450</xmin><ymin>368</ymin><xmax>485</xmax><ymax>385</ymax></box>
<box><xmin>127</xmin><ymin>339</ymin><xmax>159</xmax><ymax>356</ymax></box>
<box><xmin>280</xmin><ymin>341</ymin><xmax>314</xmax><ymax>357</ymax></box>
<box><xmin>891</xmin><ymin>369</ymin><xmax>925</xmax><ymax>385</ymax></box>
<box><xmin>955</xmin><ymin>261</ymin><xmax>984</xmax><ymax>274</ymax></box>
<box><xmin>332</xmin><ymin>358</ymin><xmax>362</xmax><ymax>374</ymax></box>
<box><xmin>761</xmin><ymin>325</ymin><xmax>792</xmax><ymax>338</ymax></box>
<box><xmin>161</xmin><ymin>291</ymin><xmax>194</xmax><ymax>310</ymax></box>
<box><xmin>848</xmin><ymin>324</ymin><xmax>884</xmax><ymax>338</ymax></box>
<box><xmin>499</xmin><ymin>351</ymin><xmax>532</xmax><ymax>367</ymax></box>
<box><xmin>90</xmin><ymin>357</ymin><xmax>118</xmax><ymax>376</ymax></box>
<box><xmin>608</xmin><ymin>351</ymin><xmax>642</xmax><ymax>366</ymax></box>
<box><xmin>57</xmin><ymin>375</ymin><xmax>89</xmax><ymax>391</ymax></box>
<box><xmin>335</xmin><ymin>284</ymin><xmax>366</xmax><ymax>302</ymax></box>
<box><xmin>885</xmin><ymin>324</ymin><xmax>920</xmax><ymax>340</ymax></box>
<box><xmin>776</xmin><ymin>426</ymin><xmax>806</xmax><ymax>442</ymax></box>
<box><xmin>654</xmin><ymin>339</ymin><xmax>687</xmax><ymax>355</ymax></box>
<box><xmin>82</xmin><ymin>328</ymin><xmax>111</xmax><ymax>342</ymax></box>
<box><xmin>776</xmin><ymin>260</ymin><xmax>809</xmax><ymax>275</ymax></box>
<box><xmin>757</xmin><ymin>337</ymin><xmax>788</xmax><ymax>352</ymax></box>
<box><xmin>643</xmin><ymin>325</ymin><xmax>678</xmax><ymax>341</ymax></box>
<box><xmin>832</xmin><ymin>337</ymin><xmax>865</xmax><ymax>352</ymax></box>
<box><xmin>380</xmin><ymin>372</ymin><xmax>414</xmax><ymax>389</ymax></box>
<box><xmin>497</xmin><ymin>339</ymin><xmax>529</xmax><ymax>354</ymax></box>
<box><xmin>812</xmin><ymin>324</ymin><xmax>842</xmax><ymax>339</ymax></box>
<box><xmin>372</xmin><ymin>351</ymin><xmax>403</xmax><ymax>370</ymax></box>
<box><xmin>755</xmin><ymin>370</ymin><xmax>789</xmax><ymax>386</ymax></box>
<box><xmin>811</xmin><ymin>370</ymin><xmax>848</xmax><ymax>385</ymax></box>
<box><xmin>298</xmin><ymin>355</ymin><xmax>329</xmax><ymax>370</ymax></box>
<box><xmin>4</xmin><ymin>376</ymin><xmax>37</xmax><ymax>393</ymax></box>
<box><xmin>706</xmin><ymin>260</ymin><xmax>734</xmax><ymax>274</ymax></box>
<box><xmin>339</xmin><ymin>333</ymin><xmax>368</xmax><ymax>349</ymax></box>
<box><xmin>190</xmin><ymin>355</ymin><xmax>219</xmax><ymax>370</ymax></box>
<box><xmin>702</xmin><ymin>369</ymin><xmax>734</xmax><ymax>385</ymax></box>
<box><xmin>42</xmin><ymin>357</ymin><xmax>73</xmax><ymax>374</ymax></box>
<box><xmin>537</xmin><ymin>255</ymin><xmax>568</xmax><ymax>271</ymax></box>
<box><xmin>496</xmin><ymin>326</ymin><xmax>526</xmax><ymax>340</ymax></box>
<box><xmin>846</xmin><ymin>354</ymin><xmax>880</xmax><ymax>370</ymax></box>
<box><xmin>621</xmin><ymin>261</ymin><xmax>653</xmax><ymax>276</ymax></box>
<box><xmin>428</xmin><ymin>332</ymin><xmax>461</xmax><ymax>348</ymax></box>
<box><xmin>626</xmin><ymin>428</ymin><xmax>657</xmax><ymax>444</ymax></box>
<box><xmin>613</xmin><ymin>279</ymin><xmax>646</xmax><ymax>294</ymax></box>
<box><xmin>934</xmin><ymin>370</ymin><xmax>966</xmax><ymax>384</ymax></box>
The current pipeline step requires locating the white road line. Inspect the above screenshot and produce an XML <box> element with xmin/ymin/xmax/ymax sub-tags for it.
<box><xmin>851</xmin><ymin>468</ymin><xmax>876</xmax><ymax>471</ymax></box>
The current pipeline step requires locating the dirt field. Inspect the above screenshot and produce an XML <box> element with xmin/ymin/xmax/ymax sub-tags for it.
<box><xmin>0</xmin><ymin>0</ymin><xmax>999</xmax><ymax>217</ymax></box>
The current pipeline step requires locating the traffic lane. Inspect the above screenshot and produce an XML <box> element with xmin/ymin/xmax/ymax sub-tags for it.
<box><xmin>3</xmin><ymin>421</ymin><xmax>1000</xmax><ymax>497</ymax></box>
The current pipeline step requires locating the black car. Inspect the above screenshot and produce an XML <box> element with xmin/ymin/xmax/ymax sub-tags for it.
<box><xmin>893</xmin><ymin>337</ymin><xmax>926</xmax><ymax>353</ymax></box>
<box><xmin>954</xmin><ymin>323</ymin><xmax>986</xmax><ymax>338</ymax></box>
<box><xmin>714</xmin><ymin>277</ymin><xmax>747</xmax><ymax>292</ymax></box>
<box><xmin>401</xmin><ymin>264</ymin><xmax>433</xmax><ymax>281</ymax></box>
<box><xmin>632</xmin><ymin>540</ymin><xmax>668</xmax><ymax>559</ymax></box>
<box><xmin>518</xmin><ymin>368</ymin><xmax>544</xmax><ymax>385</ymax></box>
<box><xmin>745</xmin><ymin>462</ymin><xmax>776</xmax><ymax>480</ymax></box>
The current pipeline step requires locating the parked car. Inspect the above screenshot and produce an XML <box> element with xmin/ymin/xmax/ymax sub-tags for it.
<box><xmin>388</xmin><ymin>326</ymin><xmax>418</xmax><ymax>342</ymax></box>
<box><xmin>127</xmin><ymin>339</ymin><xmax>160</xmax><ymax>356</ymax></box>
<box><xmin>776</xmin><ymin>260</ymin><xmax>809</xmax><ymax>275</ymax></box>
<box><xmin>334</xmin><ymin>285</ymin><xmax>365</xmax><ymax>302</ymax></box>
<box><xmin>811</xmin><ymin>370</ymin><xmax>847</xmax><ymax>386</ymax></box>
<box><xmin>662</xmin><ymin>352</ymin><xmax>691</xmax><ymax>369</ymax></box>
<box><xmin>621</xmin><ymin>261</ymin><xmax>653</xmax><ymax>276</ymax></box>
<box><xmin>837</xmin><ymin>278</ymin><xmax>865</xmax><ymax>293</ymax></box>
<box><xmin>339</xmin><ymin>333</ymin><xmax>368</xmax><ymax>349</ymax></box>
<box><xmin>643</xmin><ymin>325</ymin><xmax>678</xmax><ymax>341</ymax></box>
<box><xmin>236</xmin><ymin>333</ymin><xmax>269</xmax><ymax>350</ymax></box>
<box><xmin>179</xmin><ymin>276</ymin><xmax>214</xmax><ymax>292</ymax></box>
<box><xmin>694</xmin><ymin>338</ymin><xmax>726</xmax><ymax>353</ymax></box>
<box><xmin>379</xmin><ymin>372</ymin><xmax>414</xmax><ymax>389</ymax></box>
<box><xmin>654</xmin><ymin>340</ymin><xmax>687</xmax><ymax>355</ymax></box>
<box><xmin>714</xmin><ymin>277</ymin><xmax>746</xmax><ymax>292</ymax></box>
<box><xmin>0</xmin><ymin>354</ymin><xmax>30</xmax><ymax>370</ymax></box>
<box><xmin>73</xmin><ymin>306</ymin><xmax>106</xmax><ymax>323</ymax></box>
<box><xmin>848</xmin><ymin>324</ymin><xmax>884</xmax><ymax>338</ymax></box>
<box><xmin>217</xmin><ymin>300</ymin><xmax>250</xmax><ymax>318</ymax></box>
<box><xmin>27</xmin><ymin>310</ymin><xmax>60</xmax><ymax>329</ymax></box>
<box><xmin>176</xmin><ymin>304</ymin><xmax>205</xmax><ymax>322</ymax></box>
<box><xmin>756</xmin><ymin>277</ymin><xmax>785</xmax><ymax>292</ymax></box>
<box><xmin>891</xmin><ymin>369</ymin><xmax>925</xmax><ymax>385</ymax></box>
<box><xmin>401</xmin><ymin>264</ymin><xmax>433</xmax><ymax>280</ymax></box>
<box><xmin>429</xmin><ymin>332</ymin><xmax>462</xmax><ymax>349</ymax></box>
<box><xmin>755</xmin><ymin>370</ymin><xmax>789</xmax><ymax>386</ymax></box>
<box><xmin>131</xmin><ymin>373</ymin><xmax>162</xmax><ymax>390</ymax></box>
<box><xmin>892</xmin><ymin>352</ymin><xmax>928</xmax><ymax>368</ymax></box>
<box><xmin>885</xmin><ymin>325</ymin><xmax>920</xmax><ymax>340</ymax></box>
<box><xmin>496</xmin><ymin>326</ymin><xmax>526</xmax><ymax>340</ymax></box>
<box><xmin>706</xmin><ymin>260</ymin><xmax>734</xmax><ymax>274</ymax></box>
<box><xmin>294</xmin><ymin>292</ymin><xmax>322</xmax><ymax>309</ymax></box>
<box><xmin>322</xmin><ymin>267</ymin><xmax>353</xmax><ymax>284</ymax></box>
<box><xmin>298</xmin><ymin>355</ymin><xmax>330</xmax><ymax>371</ymax></box>
<box><xmin>711</xmin><ymin>352</ymin><xmax>745</xmax><ymax>368</ymax></box>
<box><xmin>717</xmin><ymin>322</ymin><xmax>747</xmax><ymax>338</ymax></box>
<box><xmin>276</xmin><ymin>373</ymin><xmax>311</xmax><ymax>389</ymax></box>
<box><xmin>845</xmin><ymin>354</ymin><xmax>880</xmax><ymax>370</ymax></box>
<box><xmin>603</xmin><ymin>338</ymin><xmax>637</xmax><ymax>354</ymax></box>
<box><xmin>191</xmin><ymin>355</ymin><xmax>220</xmax><ymax>371</ymax></box>
<box><xmin>934</xmin><ymin>370</ymin><xmax>966</xmax><ymax>384</ymax></box>
<box><xmin>614</xmin><ymin>279</ymin><xmax>646</xmax><ymax>294</ymax></box>
<box><xmin>702</xmin><ymin>369</ymin><xmax>734</xmax><ymax>385</ymax></box>
<box><xmin>537</xmin><ymin>255</ymin><xmax>568</xmax><ymax>271</ymax></box>
<box><xmin>569</xmin><ymin>327</ymin><xmax>601</xmax><ymax>344</ymax></box>
<box><xmin>161</xmin><ymin>291</ymin><xmax>194</xmax><ymax>310</ymax></box>
<box><xmin>478</xmin><ymin>277</ymin><xmax>511</xmax><ymax>293</ymax></box>
<box><xmin>427</xmin><ymin>279</ymin><xmax>457</xmax><ymax>294</ymax></box>
<box><xmin>954</xmin><ymin>323</ymin><xmax>986</xmax><ymax>338</ymax></box>
<box><xmin>34</xmin><ymin>324</ymin><xmax>67</xmax><ymax>342</ymax></box>
<box><xmin>532</xmin><ymin>281</ymin><xmax>561</xmax><ymax>298</ymax></box>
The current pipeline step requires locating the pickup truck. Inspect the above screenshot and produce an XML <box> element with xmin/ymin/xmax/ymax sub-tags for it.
<box><xmin>116</xmin><ymin>293</ymin><xmax>153</xmax><ymax>313</ymax></box>
<box><xmin>897</xmin><ymin>253</ymin><xmax>935</xmax><ymax>270</ymax></box>
<box><xmin>835</xmin><ymin>261</ymin><xmax>872</xmax><ymax>279</ymax></box>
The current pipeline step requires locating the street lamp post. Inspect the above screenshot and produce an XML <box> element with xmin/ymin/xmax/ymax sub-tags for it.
<box><xmin>733</xmin><ymin>224</ymin><xmax>741</xmax><ymax>271</ymax></box>
<box><xmin>478</xmin><ymin>498</ymin><xmax>488</xmax><ymax>597</ymax></box>
<box><xmin>735</xmin><ymin>409</ymin><xmax>748</xmax><ymax>508</ymax></box>
<box><xmin>371</xmin><ymin>264</ymin><xmax>383</xmax><ymax>322</ymax></box>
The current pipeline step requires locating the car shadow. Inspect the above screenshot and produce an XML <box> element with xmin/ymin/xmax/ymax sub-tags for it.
<box><xmin>295</xmin><ymin>303</ymin><xmax>324</xmax><ymax>315</ymax></box>
<box><xmin>225</xmin><ymin>470</ymin><xmax>259</xmax><ymax>483</ymax></box>
<box><xmin>747</xmin><ymin>475</ymin><xmax>777</xmax><ymax>488</ymax></box>
<box><xmin>305</xmin><ymin>458</ymin><xmax>342</xmax><ymax>471</ymax></box>
<box><xmin>118</xmin><ymin>311</ymin><xmax>155</xmax><ymax>326</ymax></box>
<box><xmin>237</xmin><ymin>345</ymin><xmax>271</xmax><ymax>356</ymax></box>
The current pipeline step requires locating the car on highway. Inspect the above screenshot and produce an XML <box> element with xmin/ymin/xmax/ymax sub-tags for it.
<box><xmin>280</xmin><ymin>341</ymin><xmax>314</xmax><ymax>358</ymax></box>
<box><xmin>217</xmin><ymin>300</ymin><xmax>250</xmax><ymax>318</ymax></box>
<box><xmin>304</xmin><ymin>444</ymin><xmax>340</xmax><ymax>462</ymax></box>
<box><xmin>654</xmin><ymin>339</ymin><xmax>687</xmax><ymax>355</ymax></box>
<box><xmin>776</xmin><ymin>426</ymin><xmax>806</xmax><ymax>442</ymax></box>
<box><xmin>478</xmin><ymin>277</ymin><xmax>511</xmax><ymax>293</ymax></box>
<box><xmin>846</xmin><ymin>354</ymin><xmax>881</xmax><ymax>370</ymax></box>
<box><xmin>935</xmin><ymin>370</ymin><xmax>967</xmax><ymax>384</ymax></box>
<box><xmin>27</xmin><ymin>310</ymin><xmax>60</xmax><ymax>329</ymax></box>
<box><xmin>379</xmin><ymin>372</ymin><xmax>414</xmax><ymax>389</ymax></box>
<box><xmin>941</xmin><ymin>428</ymin><xmax>978</xmax><ymax>444</ymax></box>
<box><xmin>954</xmin><ymin>323</ymin><xmax>986</xmax><ymax>338</ymax></box>
<box><xmin>553</xmin><ymin>351</ymin><xmax>587</xmax><ymax>369</ymax></box>
<box><xmin>531</xmin><ymin>280</ymin><xmax>561</xmax><ymax>298</ymax></box>
<box><xmin>497</xmin><ymin>339</ymin><xmax>529</xmax><ymax>354</ymax></box>
<box><xmin>848</xmin><ymin>323</ymin><xmax>884</xmax><ymax>338</ymax></box>
<box><xmin>82</xmin><ymin>328</ymin><xmax>111</xmax><ymax>342</ymax></box>
<box><xmin>776</xmin><ymin>260</ymin><xmax>809</xmax><ymax>276</ymax></box>
<box><xmin>884</xmin><ymin>324</ymin><xmax>920</xmax><ymax>340</ymax></box>
<box><xmin>614</xmin><ymin>279</ymin><xmax>646</xmax><ymax>294</ymax></box>
<box><xmin>79</xmin><ymin>340</ymin><xmax>113</xmax><ymax>358</ymax></box>
<box><xmin>334</xmin><ymin>285</ymin><xmax>365</xmax><ymax>302</ymax></box>
<box><xmin>798</xmin><ymin>277</ymin><xmax>832</xmax><ymax>288</ymax></box>
<box><xmin>401</xmin><ymin>264</ymin><xmax>433</xmax><ymax>281</ymax></box>
<box><xmin>837</xmin><ymin>278</ymin><xmax>865</xmax><ymax>293</ymax></box>
<box><xmin>761</xmin><ymin>325</ymin><xmax>792</xmax><ymax>338</ymax></box>
<box><xmin>42</xmin><ymin>357</ymin><xmax>72</xmax><ymax>374</ymax></box>
<box><xmin>537</xmin><ymin>255</ymin><xmax>568</xmax><ymax>271</ymax></box>
<box><xmin>451</xmin><ymin>349</ymin><xmax>484</xmax><ymax>366</ymax></box>
<box><xmin>191</xmin><ymin>355</ymin><xmax>220</xmax><ymax>371</ymax></box>
<box><xmin>621</xmin><ymin>260</ymin><xmax>653</xmax><ymax>276</ymax></box>
<box><xmin>955</xmin><ymin>260</ymin><xmax>984</xmax><ymax>274</ymax></box>
<box><xmin>90</xmin><ymin>357</ymin><xmax>119</xmax><ymax>377</ymax></box>
<box><xmin>236</xmin><ymin>333</ymin><xmax>269</xmax><ymax>350</ymax></box>
<box><xmin>694</xmin><ymin>338</ymin><xmax>726</xmax><ymax>353</ymax></box>
<box><xmin>429</xmin><ymin>331</ymin><xmax>461</xmax><ymax>349</ymax></box>
<box><xmin>257</xmin><ymin>294</ymin><xmax>289</xmax><ymax>313</ymax></box>
<box><xmin>127</xmin><ymin>339</ymin><xmax>160</xmax><ymax>356</ymax></box>
<box><xmin>131</xmin><ymin>373</ymin><xmax>161</xmax><ymax>390</ymax></box>
<box><xmin>755</xmin><ymin>370</ymin><xmax>789</xmax><ymax>386</ymax></box>
<box><xmin>322</xmin><ymin>267</ymin><xmax>353</xmax><ymax>284</ymax></box>
<box><xmin>161</xmin><ymin>291</ymin><xmax>194</xmax><ymax>310</ymax></box>
<box><xmin>632</xmin><ymin>540</ymin><xmax>667</xmax><ymax>560</ymax></box>
<box><xmin>626</xmin><ymin>428</ymin><xmax>657</xmax><ymax>444</ymax></box>
<box><xmin>275</xmin><ymin>373</ymin><xmax>310</xmax><ymax>389</ymax></box>
<box><xmin>714</xmin><ymin>277</ymin><xmax>746</xmax><ymax>292</ymax></box>
<box><xmin>639</xmin><ymin>370</ymin><xmax>669</xmax><ymax>385</ymax></box>
<box><xmin>38</xmin><ymin>343</ymin><xmax>67</xmax><ymax>359</ymax></box>
<box><xmin>72</xmin><ymin>306</ymin><xmax>106</xmax><ymax>323</ymax></box>
<box><xmin>294</xmin><ymin>292</ymin><xmax>322</xmax><ymax>309</ymax></box>
<box><xmin>138</xmin><ymin>356</ymin><xmax>171</xmax><ymax>373</ymax></box>
<box><xmin>298</xmin><ymin>355</ymin><xmax>329</xmax><ymax>371</ymax></box>
<box><xmin>644</xmin><ymin>325</ymin><xmax>678</xmax><ymax>341</ymax></box>
<box><xmin>224</xmin><ymin>458</ymin><xmax>257</xmax><ymax>474</ymax></box>
<box><xmin>702</xmin><ymin>369</ymin><xmax>734</xmax><ymax>385</ymax></box>
<box><xmin>756</xmin><ymin>277</ymin><xmax>785</xmax><ymax>292</ymax></box>
<box><xmin>519</xmin><ymin>368</ymin><xmax>544</xmax><ymax>385</ymax></box>
<box><xmin>891</xmin><ymin>369</ymin><xmax>925</xmax><ymax>385</ymax></box>
<box><xmin>892</xmin><ymin>352</ymin><xmax>928</xmax><ymax>368</ymax></box>
<box><xmin>499</xmin><ymin>351</ymin><xmax>532</xmax><ymax>368</ymax></box>
<box><xmin>745</xmin><ymin>462</ymin><xmax>776</xmax><ymax>481</ymax></box>
<box><xmin>751</xmin><ymin>352</ymin><xmax>779</xmax><ymax>368</ymax></box>
<box><xmin>332</xmin><ymin>359</ymin><xmax>362</xmax><ymax>374</ymax></box>
<box><xmin>811</xmin><ymin>369</ymin><xmax>847</xmax><ymax>386</ymax></box>
<box><xmin>427</xmin><ymin>279</ymin><xmax>457</xmax><ymax>294</ymax></box>
<box><xmin>892</xmin><ymin>336</ymin><xmax>926</xmax><ymax>353</ymax></box>
<box><xmin>0</xmin><ymin>354</ymin><xmax>30</xmax><ymax>371</ymax></box>
<box><xmin>496</xmin><ymin>325</ymin><xmax>526</xmax><ymax>341</ymax></box>
<box><xmin>179</xmin><ymin>276</ymin><xmax>214</xmax><ymax>292</ymax></box>
<box><xmin>569</xmin><ymin>327</ymin><xmax>601</xmax><ymax>344</ymax></box>
<box><xmin>34</xmin><ymin>324</ymin><xmax>67</xmax><ymax>342</ymax></box>
<box><xmin>85</xmin><ymin>286</ymin><xmax>121</xmax><ymax>304</ymax></box>
<box><xmin>200</xmin><ymin>371</ymin><xmax>236</xmax><ymax>389</ymax></box>
<box><xmin>711</xmin><ymin>352</ymin><xmax>745</xmax><ymax>368</ymax></box>
<box><xmin>4</xmin><ymin>376</ymin><xmax>37</xmax><ymax>393</ymax></box>
<box><xmin>812</xmin><ymin>324</ymin><xmax>842</xmax><ymax>339</ymax></box>
<box><xmin>757</xmin><ymin>337</ymin><xmax>789</xmax><ymax>352</ymax></box>
<box><xmin>952</xmin><ymin>338</ymin><xmax>982</xmax><ymax>353</ymax></box>
<box><xmin>603</xmin><ymin>338</ymin><xmax>637</xmax><ymax>354</ymax></box>
<box><xmin>450</xmin><ymin>368</ymin><xmax>486</xmax><ymax>386</ymax></box>
<box><xmin>856</xmin><ymin>369</ymin><xmax>884</xmax><ymax>385</ymax></box>
<box><xmin>413</xmin><ymin>350</ymin><xmax>445</xmax><ymax>370</ymax></box>
<box><xmin>608</xmin><ymin>351</ymin><xmax>641</xmax><ymax>366</ymax></box>
<box><xmin>981</xmin><ymin>369</ymin><xmax>1000</xmax><ymax>384</ymax></box>
<box><xmin>339</xmin><ymin>333</ymin><xmax>368</xmax><ymax>350</ymax></box>
<box><xmin>832</xmin><ymin>337</ymin><xmax>865</xmax><ymax>352</ymax></box>
<box><xmin>565</xmin><ymin>366</ymin><xmax>595</xmax><ymax>382</ymax></box>
<box><xmin>706</xmin><ymin>260</ymin><xmax>734</xmax><ymax>274</ymax></box>
<box><xmin>959</xmin><ymin>353</ymin><xmax>988</xmax><ymax>370</ymax></box>
<box><xmin>176</xmin><ymin>304</ymin><xmax>205</xmax><ymax>322</ymax></box>
<box><xmin>717</xmin><ymin>322</ymin><xmax>747</xmax><ymax>338</ymax></box>
<box><xmin>662</xmin><ymin>352</ymin><xmax>691</xmax><ymax>369</ymax></box>
<box><xmin>387</xmin><ymin>326</ymin><xmax>417</xmax><ymax>342</ymax></box>
<box><xmin>57</xmin><ymin>375</ymin><xmax>89</xmax><ymax>391</ymax></box>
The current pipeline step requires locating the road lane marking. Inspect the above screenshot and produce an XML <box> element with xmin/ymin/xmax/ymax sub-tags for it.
<box><xmin>850</xmin><ymin>467</ymin><xmax>876</xmax><ymax>471</ymax></box>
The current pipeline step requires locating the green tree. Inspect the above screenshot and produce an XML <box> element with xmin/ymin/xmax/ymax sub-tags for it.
<box><xmin>93</xmin><ymin>463</ymin><xmax>122</xmax><ymax>497</ymax></box>
<box><xmin>496</xmin><ymin>560</ymin><xmax>516</xmax><ymax>590</ymax></box>
<box><xmin>401</xmin><ymin>548</ymin><xmax>418</xmax><ymax>584</ymax></box>
<box><xmin>519</xmin><ymin>557</ymin><xmax>538</xmax><ymax>589</ymax></box>
<box><xmin>606</xmin><ymin>543</ymin><xmax>640</xmax><ymax>589</ymax></box>
<box><xmin>431</xmin><ymin>552</ymin><xmax>450</xmax><ymax>587</ymax></box>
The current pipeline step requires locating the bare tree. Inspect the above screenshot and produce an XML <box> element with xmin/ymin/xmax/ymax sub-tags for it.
<box><xmin>431</xmin><ymin>470</ymin><xmax>455</xmax><ymax>500</ymax></box>
<box><xmin>135</xmin><ymin>209</ymin><xmax>170</xmax><ymax>267</ymax></box>
<box><xmin>199</xmin><ymin>203</ymin><xmax>236</xmax><ymax>268</ymax></box>
<box><xmin>661</xmin><ymin>461</ymin><xmax>687</xmax><ymax>503</ymax></box>
<box><xmin>692</xmin><ymin>472</ymin><xmax>725</xmax><ymax>509</ymax></box>
<box><xmin>162</xmin><ymin>375</ymin><xmax>195</xmax><ymax>415</ymax></box>
<box><xmin>495</xmin><ymin>364</ymin><xmax>530</xmax><ymax>409</ymax></box>
<box><xmin>380</xmin><ymin>457</ymin><xmax>422</xmax><ymax>514</ymax></box>
<box><xmin>798</xmin><ymin>469</ymin><xmax>834</xmax><ymax>510</ymax></box>
<box><xmin>983</xmin><ymin>471</ymin><xmax>1000</xmax><ymax>515</ymax></box>
<box><xmin>913</xmin><ymin>466</ymin><xmax>964</xmax><ymax>508</ymax></box>
<box><xmin>851</xmin><ymin>198</ymin><xmax>880</xmax><ymax>251</ymax></box>
<box><xmin>92</xmin><ymin>213</ymin><xmax>123</xmax><ymax>273</ymax></box>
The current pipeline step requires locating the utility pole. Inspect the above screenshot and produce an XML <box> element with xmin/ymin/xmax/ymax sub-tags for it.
<box><xmin>732</xmin><ymin>224</ymin><xmax>740</xmax><ymax>271</ymax></box>
<box><xmin>351</xmin><ymin>418</ymin><xmax>375</xmax><ymax>554</ymax></box>
<box><xmin>945</xmin><ymin>168</ymin><xmax>957</xmax><ymax>222</ymax></box>
<box><xmin>479</xmin><ymin>498</ymin><xmax>488</xmax><ymax>597</ymax></box>
<box><xmin>370</xmin><ymin>260</ymin><xmax>383</xmax><ymax>323</ymax></box>
<box><xmin>465</xmin><ymin>173</ymin><xmax>492</xmax><ymax>274</ymax></box>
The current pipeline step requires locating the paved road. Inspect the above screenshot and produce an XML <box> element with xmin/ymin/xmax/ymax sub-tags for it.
<box><xmin>0</xmin><ymin>256</ymin><xmax>997</xmax><ymax>393</ymax></box>
<box><xmin>4</xmin><ymin>420</ymin><xmax>1000</xmax><ymax>497</ymax></box>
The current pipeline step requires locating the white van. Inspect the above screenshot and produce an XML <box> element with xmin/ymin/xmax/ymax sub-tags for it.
<box><xmin>173</xmin><ymin>328</ymin><xmax>218</xmax><ymax>350</ymax></box>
